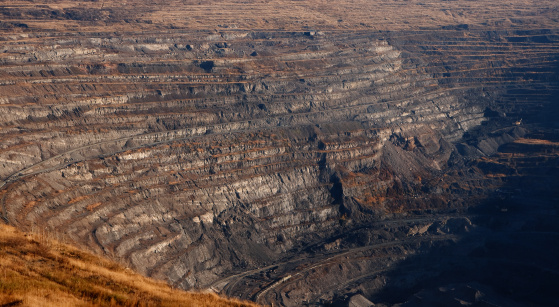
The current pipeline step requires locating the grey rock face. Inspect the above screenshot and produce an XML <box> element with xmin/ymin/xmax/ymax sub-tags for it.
<box><xmin>0</xmin><ymin>4</ymin><xmax>558</xmax><ymax>306</ymax></box>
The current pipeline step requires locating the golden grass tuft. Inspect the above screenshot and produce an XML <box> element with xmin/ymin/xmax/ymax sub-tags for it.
<box><xmin>0</xmin><ymin>224</ymin><xmax>259</xmax><ymax>307</ymax></box>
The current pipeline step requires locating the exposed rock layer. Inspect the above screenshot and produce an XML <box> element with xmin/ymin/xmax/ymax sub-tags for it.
<box><xmin>0</xmin><ymin>1</ymin><xmax>558</xmax><ymax>306</ymax></box>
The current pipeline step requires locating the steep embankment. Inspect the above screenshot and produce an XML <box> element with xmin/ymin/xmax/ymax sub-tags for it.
<box><xmin>0</xmin><ymin>1</ymin><xmax>558</xmax><ymax>306</ymax></box>
<box><xmin>0</xmin><ymin>224</ymin><xmax>258</xmax><ymax>307</ymax></box>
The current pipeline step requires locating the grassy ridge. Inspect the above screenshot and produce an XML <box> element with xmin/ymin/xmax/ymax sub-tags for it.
<box><xmin>0</xmin><ymin>224</ymin><xmax>258</xmax><ymax>307</ymax></box>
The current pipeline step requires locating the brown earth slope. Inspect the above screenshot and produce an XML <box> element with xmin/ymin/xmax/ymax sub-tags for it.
<box><xmin>0</xmin><ymin>224</ymin><xmax>258</xmax><ymax>307</ymax></box>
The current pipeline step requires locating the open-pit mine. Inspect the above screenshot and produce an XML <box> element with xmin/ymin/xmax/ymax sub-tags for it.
<box><xmin>1</xmin><ymin>0</ymin><xmax>558</xmax><ymax>306</ymax></box>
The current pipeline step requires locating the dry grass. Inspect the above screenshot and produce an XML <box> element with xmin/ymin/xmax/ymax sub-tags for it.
<box><xmin>1</xmin><ymin>0</ymin><xmax>557</xmax><ymax>32</ymax></box>
<box><xmin>0</xmin><ymin>224</ymin><xmax>259</xmax><ymax>307</ymax></box>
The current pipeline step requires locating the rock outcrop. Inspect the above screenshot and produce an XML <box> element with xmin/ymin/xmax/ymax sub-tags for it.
<box><xmin>0</xmin><ymin>1</ymin><xmax>558</xmax><ymax>306</ymax></box>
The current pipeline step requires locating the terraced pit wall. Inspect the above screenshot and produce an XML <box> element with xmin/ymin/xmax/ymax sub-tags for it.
<box><xmin>0</xmin><ymin>1</ymin><xmax>558</xmax><ymax>306</ymax></box>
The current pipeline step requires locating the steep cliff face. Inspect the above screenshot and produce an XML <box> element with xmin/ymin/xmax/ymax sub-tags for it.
<box><xmin>1</xmin><ymin>1</ymin><xmax>558</xmax><ymax>306</ymax></box>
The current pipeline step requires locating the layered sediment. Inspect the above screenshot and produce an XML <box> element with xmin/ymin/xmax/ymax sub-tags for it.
<box><xmin>1</xmin><ymin>1</ymin><xmax>558</xmax><ymax>306</ymax></box>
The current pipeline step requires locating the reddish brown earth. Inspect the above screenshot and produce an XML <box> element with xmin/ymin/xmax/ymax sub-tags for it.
<box><xmin>0</xmin><ymin>1</ymin><xmax>558</xmax><ymax>306</ymax></box>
